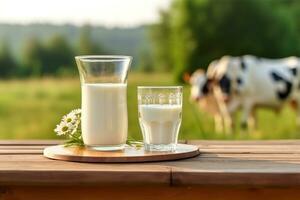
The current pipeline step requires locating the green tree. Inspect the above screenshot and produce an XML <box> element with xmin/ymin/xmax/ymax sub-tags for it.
<box><xmin>139</xmin><ymin>48</ymin><xmax>154</xmax><ymax>72</ymax></box>
<box><xmin>273</xmin><ymin>0</ymin><xmax>300</xmax><ymax>41</ymax></box>
<box><xmin>149</xmin><ymin>10</ymin><xmax>173</xmax><ymax>71</ymax></box>
<box><xmin>21</xmin><ymin>38</ymin><xmax>45</xmax><ymax>76</ymax></box>
<box><xmin>152</xmin><ymin>0</ymin><xmax>300</xmax><ymax>81</ymax></box>
<box><xmin>44</xmin><ymin>34</ymin><xmax>75</xmax><ymax>75</ymax></box>
<box><xmin>22</xmin><ymin>35</ymin><xmax>75</xmax><ymax>76</ymax></box>
<box><xmin>0</xmin><ymin>42</ymin><xmax>18</xmax><ymax>78</ymax></box>
<box><xmin>77</xmin><ymin>25</ymin><xmax>104</xmax><ymax>55</ymax></box>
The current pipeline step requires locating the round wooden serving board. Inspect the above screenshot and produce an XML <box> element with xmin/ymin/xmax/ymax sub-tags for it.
<box><xmin>43</xmin><ymin>144</ymin><xmax>200</xmax><ymax>163</ymax></box>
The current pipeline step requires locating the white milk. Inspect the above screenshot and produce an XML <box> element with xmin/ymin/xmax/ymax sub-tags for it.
<box><xmin>139</xmin><ymin>104</ymin><xmax>182</xmax><ymax>145</ymax></box>
<box><xmin>81</xmin><ymin>83</ymin><xmax>127</xmax><ymax>146</ymax></box>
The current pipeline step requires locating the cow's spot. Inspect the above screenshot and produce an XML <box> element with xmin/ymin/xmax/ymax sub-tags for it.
<box><xmin>219</xmin><ymin>75</ymin><xmax>231</xmax><ymax>95</ymax></box>
<box><xmin>237</xmin><ymin>77</ymin><xmax>243</xmax><ymax>85</ymax></box>
<box><xmin>201</xmin><ymin>79</ymin><xmax>210</xmax><ymax>95</ymax></box>
<box><xmin>240</xmin><ymin>58</ymin><xmax>246</xmax><ymax>70</ymax></box>
<box><xmin>270</xmin><ymin>71</ymin><xmax>292</xmax><ymax>100</ymax></box>
<box><xmin>289</xmin><ymin>67</ymin><xmax>297</xmax><ymax>76</ymax></box>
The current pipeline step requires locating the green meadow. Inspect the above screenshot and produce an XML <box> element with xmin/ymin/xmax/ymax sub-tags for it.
<box><xmin>1</xmin><ymin>73</ymin><xmax>300</xmax><ymax>140</ymax></box>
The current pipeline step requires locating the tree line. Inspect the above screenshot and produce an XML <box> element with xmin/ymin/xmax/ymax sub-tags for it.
<box><xmin>0</xmin><ymin>25</ymin><xmax>105</xmax><ymax>78</ymax></box>
<box><xmin>150</xmin><ymin>0</ymin><xmax>300</xmax><ymax>81</ymax></box>
<box><xmin>2</xmin><ymin>0</ymin><xmax>299</xmax><ymax>80</ymax></box>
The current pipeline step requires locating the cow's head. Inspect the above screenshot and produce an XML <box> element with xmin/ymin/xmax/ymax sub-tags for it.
<box><xmin>187</xmin><ymin>68</ymin><xmax>222</xmax><ymax>115</ymax></box>
<box><xmin>187</xmin><ymin>69</ymin><xmax>213</xmax><ymax>101</ymax></box>
<box><xmin>207</xmin><ymin>56</ymin><xmax>245</xmax><ymax>100</ymax></box>
<box><xmin>187</xmin><ymin>56</ymin><xmax>245</xmax><ymax>103</ymax></box>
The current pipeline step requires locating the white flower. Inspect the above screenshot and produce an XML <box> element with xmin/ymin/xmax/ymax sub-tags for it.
<box><xmin>54</xmin><ymin>108</ymin><xmax>81</xmax><ymax>137</ymax></box>
<box><xmin>54</xmin><ymin>122</ymin><xmax>69</xmax><ymax>135</ymax></box>
<box><xmin>63</xmin><ymin>112</ymin><xmax>77</xmax><ymax>124</ymax></box>
<box><xmin>54</xmin><ymin>121</ymin><xmax>74</xmax><ymax>135</ymax></box>
<box><xmin>54</xmin><ymin>108</ymin><xmax>84</xmax><ymax>146</ymax></box>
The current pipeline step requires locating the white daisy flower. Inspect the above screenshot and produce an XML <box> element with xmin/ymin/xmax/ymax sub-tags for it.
<box><xmin>54</xmin><ymin>108</ymin><xmax>82</xmax><ymax>140</ymax></box>
<box><xmin>54</xmin><ymin>121</ymin><xmax>74</xmax><ymax>136</ymax></box>
<box><xmin>63</xmin><ymin>112</ymin><xmax>77</xmax><ymax>124</ymax></box>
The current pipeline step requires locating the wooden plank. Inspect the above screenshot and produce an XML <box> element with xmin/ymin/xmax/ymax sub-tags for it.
<box><xmin>195</xmin><ymin>143</ymin><xmax>300</xmax><ymax>154</ymax></box>
<box><xmin>2</xmin><ymin>153</ymin><xmax>300</xmax><ymax>162</ymax></box>
<box><xmin>186</xmin><ymin>140</ymin><xmax>300</xmax><ymax>154</ymax></box>
<box><xmin>0</xmin><ymin>155</ymin><xmax>170</xmax><ymax>185</ymax></box>
<box><xmin>1</xmin><ymin>139</ymin><xmax>300</xmax><ymax>146</ymax></box>
<box><xmin>172</xmin><ymin>171</ymin><xmax>300</xmax><ymax>187</ymax></box>
<box><xmin>187</xmin><ymin>140</ymin><xmax>300</xmax><ymax>145</ymax></box>
<box><xmin>0</xmin><ymin>169</ymin><xmax>170</xmax><ymax>186</ymax></box>
<box><xmin>199</xmin><ymin>153</ymin><xmax>300</xmax><ymax>161</ymax></box>
<box><xmin>0</xmin><ymin>140</ymin><xmax>62</xmax><ymax>146</ymax></box>
<box><xmin>172</xmin><ymin>140</ymin><xmax>300</xmax><ymax>186</ymax></box>
<box><xmin>1</xmin><ymin>153</ymin><xmax>300</xmax><ymax>163</ymax></box>
<box><xmin>0</xmin><ymin>154</ymin><xmax>300</xmax><ymax>169</ymax></box>
<box><xmin>6</xmin><ymin>148</ymin><xmax>300</xmax><ymax>155</ymax></box>
<box><xmin>171</xmin><ymin>152</ymin><xmax>300</xmax><ymax>186</ymax></box>
<box><xmin>0</xmin><ymin>146</ymin><xmax>47</xmax><ymax>149</ymax></box>
<box><xmin>3</xmin><ymin>144</ymin><xmax>300</xmax><ymax>150</ymax></box>
<box><xmin>1</xmin><ymin>143</ymin><xmax>298</xmax><ymax>149</ymax></box>
<box><xmin>198</xmin><ymin>144</ymin><xmax>300</xmax><ymax>148</ymax></box>
<box><xmin>169</xmin><ymin>158</ymin><xmax>300</xmax><ymax>173</ymax></box>
<box><xmin>0</xmin><ymin>159</ymin><xmax>171</xmax><ymax>172</ymax></box>
<box><xmin>0</xmin><ymin>150</ymin><xmax>42</xmax><ymax>155</ymax></box>
<box><xmin>0</xmin><ymin>155</ymin><xmax>51</xmax><ymax>162</ymax></box>
<box><xmin>198</xmin><ymin>149</ymin><xmax>300</xmax><ymax>154</ymax></box>
<box><xmin>1</xmin><ymin>186</ymin><xmax>300</xmax><ymax>200</ymax></box>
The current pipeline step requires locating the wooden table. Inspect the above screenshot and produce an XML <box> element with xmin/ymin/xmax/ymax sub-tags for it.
<box><xmin>1</xmin><ymin>140</ymin><xmax>300</xmax><ymax>200</ymax></box>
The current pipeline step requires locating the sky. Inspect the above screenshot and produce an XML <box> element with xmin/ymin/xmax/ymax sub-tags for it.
<box><xmin>0</xmin><ymin>0</ymin><xmax>172</xmax><ymax>27</ymax></box>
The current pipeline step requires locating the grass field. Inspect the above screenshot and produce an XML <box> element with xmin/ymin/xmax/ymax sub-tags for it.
<box><xmin>1</xmin><ymin>72</ymin><xmax>300</xmax><ymax>140</ymax></box>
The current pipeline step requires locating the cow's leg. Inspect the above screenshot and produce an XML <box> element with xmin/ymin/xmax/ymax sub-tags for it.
<box><xmin>218</xmin><ymin>100</ymin><xmax>232</xmax><ymax>134</ymax></box>
<box><xmin>289</xmin><ymin>98</ymin><xmax>300</xmax><ymax>126</ymax></box>
<box><xmin>297</xmin><ymin>111</ymin><xmax>300</xmax><ymax>127</ymax></box>
<box><xmin>223</xmin><ymin>116</ymin><xmax>232</xmax><ymax>134</ymax></box>
<box><xmin>228</xmin><ymin>98</ymin><xmax>241</xmax><ymax>114</ymax></box>
<box><xmin>212</xmin><ymin>86</ymin><xmax>233</xmax><ymax>134</ymax></box>
<box><xmin>214</xmin><ymin>115</ymin><xmax>224</xmax><ymax>133</ymax></box>
<box><xmin>241</xmin><ymin>100</ymin><xmax>254</xmax><ymax>130</ymax></box>
<box><xmin>209</xmin><ymin>87</ymin><xmax>228</xmax><ymax>133</ymax></box>
<box><xmin>214</xmin><ymin>112</ymin><xmax>231</xmax><ymax>134</ymax></box>
<box><xmin>222</xmin><ymin>111</ymin><xmax>232</xmax><ymax>134</ymax></box>
<box><xmin>226</xmin><ymin>98</ymin><xmax>241</xmax><ymax>131</ymax></box>
<box><xmin>295</xmin><ymin>99</ymin><xmax>300</xmax><ymax>126</ymax></box>
<box><xmin>248</xmin><ymin>109</ymin><xmax>256</xmax><ymax>130</ymax></box>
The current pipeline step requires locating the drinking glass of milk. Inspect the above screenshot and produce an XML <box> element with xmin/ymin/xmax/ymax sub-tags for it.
<box><xmin>75</xmin><ymin>55</ymin><xmax>132</xmax><ymax>151</ymax></box>
<box><xmin>138</xmin><ymin>86</ymin><xmax>183</xmax><ymax>152</ymax></box>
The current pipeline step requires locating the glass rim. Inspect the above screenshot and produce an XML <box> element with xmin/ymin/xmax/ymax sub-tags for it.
<box><xmin>75</xmin><ymin>55</ymin><xmax>132</xmax><ymax>62</ymax></box>
<box><xmin>137</xmin><ymin>86</ymin><xmax>183</xmax><ymax>89</ymax></box>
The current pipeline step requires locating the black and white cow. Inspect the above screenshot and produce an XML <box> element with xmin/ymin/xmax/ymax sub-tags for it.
<box><xmin>188</xmin><ymin>55</ymin><xmax>300</xmax><ymax>132</ymax></box>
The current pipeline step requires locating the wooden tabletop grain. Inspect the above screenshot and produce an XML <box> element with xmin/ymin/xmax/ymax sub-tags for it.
<box><xmin>1</xmin><ymin>140</ymin><xmax>300</xmax><ymax>187</ymax></box>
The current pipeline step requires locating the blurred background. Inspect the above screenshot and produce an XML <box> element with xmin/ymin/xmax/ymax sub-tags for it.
<box><xmin>1</xmin><ymin>0</ymin><xmax>300</xmax><ymax>140</ymax></box>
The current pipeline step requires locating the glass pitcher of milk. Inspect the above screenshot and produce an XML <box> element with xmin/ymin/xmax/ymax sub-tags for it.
<box><xmin>75</xmin><ymin>55</ymin><xmax>132</xmax><ymax>151</ymax></box>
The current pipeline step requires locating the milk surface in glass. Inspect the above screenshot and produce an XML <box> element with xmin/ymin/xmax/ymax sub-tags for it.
<box><xmin>81</xmin><ymin>83</ymin><xmax>127</xmax><ymax>146</ymax></box>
